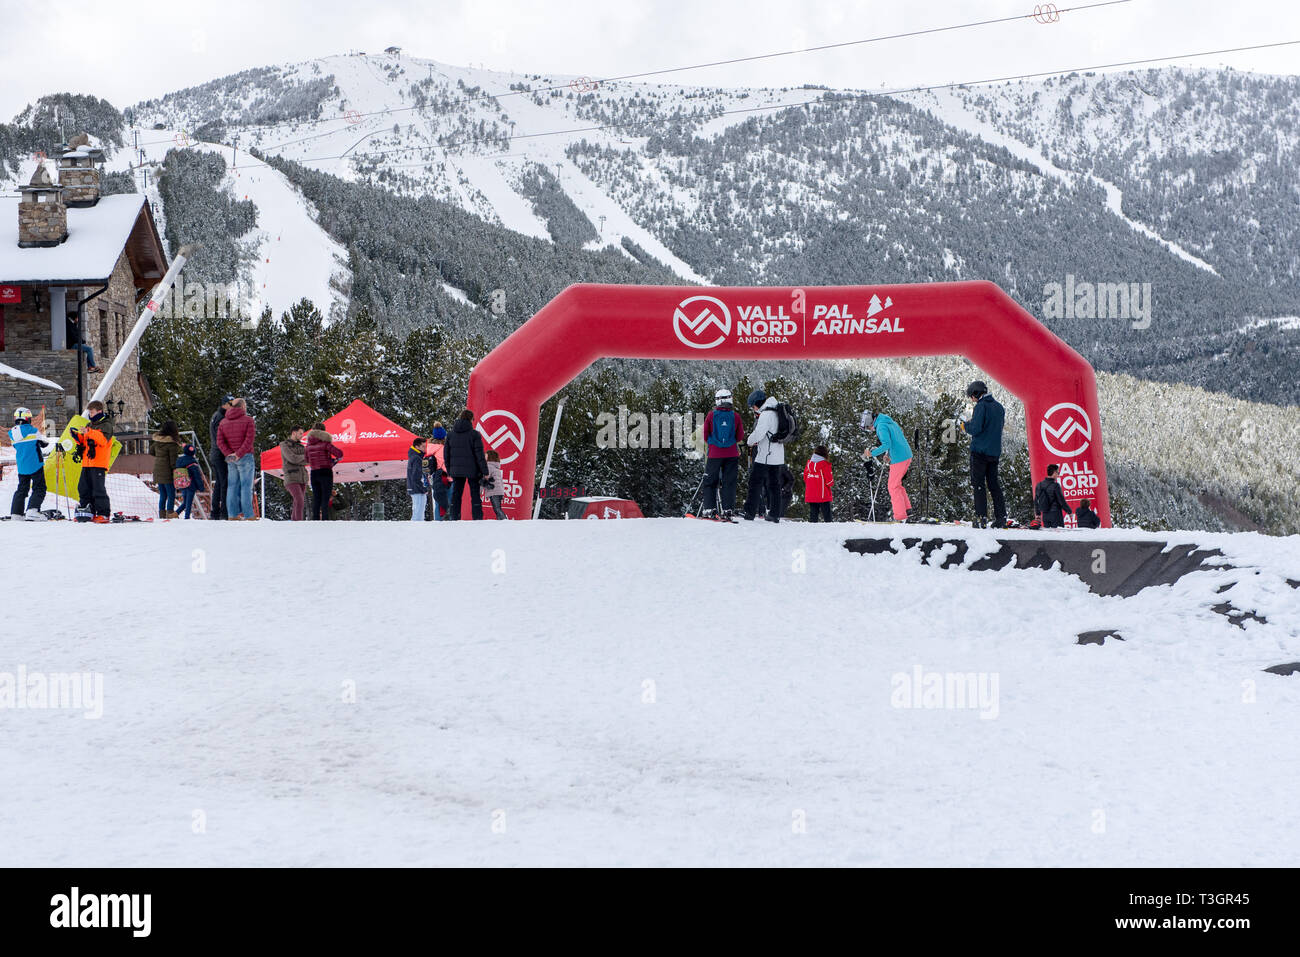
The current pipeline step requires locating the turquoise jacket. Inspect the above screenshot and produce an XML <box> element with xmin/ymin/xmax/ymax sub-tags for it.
<box><xmin>869</xmin><ymin>414</ymin><xmax>912</xmax><ymax>464</ymax></box>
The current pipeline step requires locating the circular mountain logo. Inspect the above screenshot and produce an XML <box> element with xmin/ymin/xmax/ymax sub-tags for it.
<box><xmin>1040</xmin><ymin>403</ymin><xmax>1093</xmax><ymax>457</ymax></box>
<box><xmin>673</xmin><ymin>295</ymin><xmax>731</xmax><ymax>350</ymax></box>
<box><xmin>476</xmin><ymin>410</ymin><xmax>526</xmax><ymax>465</ymax></box>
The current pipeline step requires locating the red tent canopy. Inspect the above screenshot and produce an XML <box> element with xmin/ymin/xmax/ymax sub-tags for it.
<box><xmin>259</xmin><ymin>400</ymin><xmax>420</xmax><ymax>482</ymax></box>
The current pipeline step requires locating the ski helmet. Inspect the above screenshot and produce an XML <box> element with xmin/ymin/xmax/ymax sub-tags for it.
<box><xmin>966</xmin><ymin>380</ymin><xmax>988</xmax><ymax>399</ymax></box>
<box><xmin>747</xmin><ymin>389</ymin><xmax>766</xmax><ymax>409</ymax></box>
<box><xmin>859</xmin><ymin>410</ymin><xmax>875</xmax><ymax>430</ymax></box>
<box><xmin>13</xmin><ymin>407</ymin><xmax>32</xmax><ymax>423</ymax></box>
<box><xmin>714</xmin><ymin>388</ymin><xmax>733</xmax><ymax>407</ymax></box>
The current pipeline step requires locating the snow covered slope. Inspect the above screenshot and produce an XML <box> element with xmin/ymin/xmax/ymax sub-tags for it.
<box><xmin>89</xmin><ymin>132</ymin><xmax>350</xmax><ymax>321</ymax></box>
<box><xmin>126</xmin><ymin>55</ymin><xmax>1299</xmax><ymax>323</ymax></box>
<box><xmin>3</xmin><ymin>519</ymin><xmax>1297</xmax><ymax>866</ymax></box>
<box><xmin>192</xmin><ymin>140</ymin><xmax>349</xmax><ymax>321</ymax></box>
<box><xmin>901</xmin><ymin>87</ymin><xmax>1220</xmax><ymax>274</ymax></box>
<box><xmin>131</xmin><ymin>52</ymin><xmax>710</xmax><ymax>281</ymax></box>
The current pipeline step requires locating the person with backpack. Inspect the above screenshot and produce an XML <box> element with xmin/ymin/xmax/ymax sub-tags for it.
<box><xmin>279</xmin><ymin>427</ymin><xmax>309</xmax><ymax>521</ymax></box>
<box><xmin>699</xmin><ymin>388</ymin><xmax>745</xmax><ymax>520</ymax></box>
<box><xmin>305</xmin><ymin>423</ymin><xmax>344</xmax><ymax>521</ymax></box>
<box><xmin>1076</xmin><ymin>499</ymin><xmax>1101</xmax><ymax>529</ymax></box>
<box><xmin>861</xmin><ymin>410</ymin><xmax>913</xmax><ymax>522</ymax></box>
<box><xmin>742</xmin><ymin>390</ymin><xmax>790</xmax><ymax>523</ymax></box>
<box><xmin>484</xmin><ymin>449</ymin><xmax>509</xmax><ymax>520</ymax></box>
<box><xmin>958</xmin><ymin>380</ymin><xmax>1007</xmax><ymax>529</ymax></box>
<box><xmin>217</xmin><ymin>398</ymin><xmax>257</xmax><ymax>521</ymax></box>
<box><xmin>8</xmin><ymin>407</ymin><xmax>53</xmax><ymax>521</ymax></box>
<box><xmin>175</xmin><ymin>443</ymin><xmax>206</xmax><ymax>519</ymax></box>
<box><xmin>408</xmin><ymin>436</ymin><xmax>431</xmax><ymax>521</ymax></box>
<box><xmin>443</xmin><ymin>409</ymin><xmax>488</xmax><ymax>521</ymax></box>
<box><xmin>1034</xmin><ymin>464</ymin><xmax>1074</xmax><ymax>528</ymax></box>
<box><xmin>425</xmin><ymin>423</ymin><xmax>451</xmax><ymax>521</ymax></box>
<box><xmin>70</xmin><ymin>400</ymin><xmax>114</xmax><ymax>522</ymax></box>
<box><xmin>208</xmin><ymin>398</ymin><xmax>231</xmax><ymax>520</ymax></box>
<box><xmin>803</xmin><ymin>445</ymin><xmax>834</xmax><ymax>522</ymax></box>
<box><xmin>151</xmin><ymin>421</ymin><xmax>182</xmax><ymax>519</ymax></box>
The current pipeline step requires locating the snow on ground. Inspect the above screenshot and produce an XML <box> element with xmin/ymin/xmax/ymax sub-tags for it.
<box><xmin>2</xmin><ymin>518</ymin><xmax>1297</xmax><ymax>866</ymax></box>
<box><xmin>1236</xmin><ymin>316</ymin><xmax>1300</xmax><ymax>334</ymax></box>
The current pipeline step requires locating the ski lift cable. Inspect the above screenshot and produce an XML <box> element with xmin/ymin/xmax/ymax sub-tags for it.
<box><xmin>220</xmin><ymin>36</ymin><xmax>1300</xmax><ymax>173</ymax></box>
<box><xmin>127</xmin><ymin>0</ymin><xmax>1130</xmax><ymax>152</ymax></box>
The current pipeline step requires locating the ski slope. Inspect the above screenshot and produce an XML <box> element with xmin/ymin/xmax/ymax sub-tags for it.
<box><xmin>3</xmin><ymin>519</ymin><xmax>1297</xmax><ymax>866</ymax></box>
<box><xmin>91</xmin><ymin>133</ymin><xmax>350</xmax><ymax>322</ymax></box>
<box><xmin>903</xmin><ymin>88</ymin><xmax>1220</xmax><ymax>275</ymax></box>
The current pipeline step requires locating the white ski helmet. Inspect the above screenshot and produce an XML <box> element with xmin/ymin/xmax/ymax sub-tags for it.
<box><xmin>714</xmin><ymin>389</ymin><xmax>733</xmax><ymax>406</ymax></box>
<box><xmin>13</xmin><ymin>406</ymin><xmax>32</xmax><ymax>423</ymax></box>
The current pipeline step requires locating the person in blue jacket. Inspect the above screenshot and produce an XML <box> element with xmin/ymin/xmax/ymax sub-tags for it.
<box><xmin>861</xmin><ymin>409</ymin><xmax>913</xmax><ymax>522</ymax></box>
<box><xmin>407</xmin><ymin>436</ymin><xmax>430</xmax><ymax>521</ymax></box>
<box><xmin>8</xmin><ymin>407</ymin><xmax>52</xmax><ymax>521</ymax></box>
<box><xmin>958</xmin><ymin>380</ymin><xmax>1007</xmax><ymax>528</ymax></box>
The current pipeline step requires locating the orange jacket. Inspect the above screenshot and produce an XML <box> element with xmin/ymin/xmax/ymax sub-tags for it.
<box><xmin>75</xmin><ymin>424</ymin><xmax>113</xmax><ymax>469</ymax></box>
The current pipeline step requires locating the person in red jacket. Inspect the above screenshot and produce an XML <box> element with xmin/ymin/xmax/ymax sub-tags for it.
<box><xmin>803</xmin><ymin>444</ymin><xmax>834</xmax><ymax>522</ymax></box>
<box><xmin>305</xmin><ymin>423</ymin><xmax>344</xmax><ymax>521</ymax></box>
<box><xmin>216</xmin><ymin>398</ymin><xmax>257</xmax><ymax>520</ymax></box>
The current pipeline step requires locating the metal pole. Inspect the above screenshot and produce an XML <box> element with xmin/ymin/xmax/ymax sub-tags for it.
<box><xmin>89</xmin><ymin>244</ymin><xmax>196</xmax><ymax>409</ymax></box>
<box><xmin>260</xmin><ymin>470</ymin><xmax>266</xmax><ymax>520</ymax></box>
<box><xmin>533</xmin><ymin>396</ymin><xmax>566</xmax><ymax>519</ymax></box>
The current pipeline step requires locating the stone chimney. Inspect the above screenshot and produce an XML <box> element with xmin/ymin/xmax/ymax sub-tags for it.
<box><xmin>17</xmin><ymin>163</ymin><xmax>68</xmax><ymax>248</ymax></box>
<box><xmin>57</xmin><ymin>132</ymin><xmax>101</xmax><ymax>208</ymax></box>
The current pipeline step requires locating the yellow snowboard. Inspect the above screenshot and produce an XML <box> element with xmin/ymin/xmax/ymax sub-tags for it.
<box><xmin>44</xmin><ymin>413</ymin><xmax>123</xmax><ymax>499</ymax></box>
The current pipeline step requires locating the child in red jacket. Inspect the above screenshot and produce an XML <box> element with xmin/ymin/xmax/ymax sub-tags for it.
<box><xmin>804</xmin><ymin>445</ymin><xmax>834</xmax><ymax>522</ymax></box>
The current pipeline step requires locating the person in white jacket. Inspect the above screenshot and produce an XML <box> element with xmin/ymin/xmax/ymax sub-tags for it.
<box><xmin>742</xmin><ymin>390</ymin><xmax>785</xmax><ymax>522</ymax></box>
<box><xmin>483</xmin><ymin>450</ymin><xmax>508</xmax><ymax>520</ymax></box>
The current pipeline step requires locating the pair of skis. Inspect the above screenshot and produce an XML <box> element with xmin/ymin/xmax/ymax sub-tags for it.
<box><xmin>685</xmin><ymin>510</ymin><xmax>740</xmax><ymax>523</ymax></box>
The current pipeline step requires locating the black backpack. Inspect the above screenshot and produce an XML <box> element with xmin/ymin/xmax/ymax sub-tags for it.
<box><xmin>1034</xmin><ymin>480</ymin><xmax>1052</xmax><ymax>515</ymax></box>
<box><xmin>770</xmin><ymin>402</ymin><xmax>801</xmax><ymax>444</ymax></box>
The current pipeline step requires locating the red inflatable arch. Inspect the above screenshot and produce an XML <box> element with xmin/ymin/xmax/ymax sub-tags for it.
<box><xmin>466</xmin><ymin>282</ymin><xmax>1110</xmax><ymax>525</ymax></box>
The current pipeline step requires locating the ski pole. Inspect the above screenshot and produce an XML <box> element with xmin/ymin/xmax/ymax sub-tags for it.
<box><xmin>684</xmin><ymin>472</ymin><xmax>706</xmax><ymax>517</ymax></box>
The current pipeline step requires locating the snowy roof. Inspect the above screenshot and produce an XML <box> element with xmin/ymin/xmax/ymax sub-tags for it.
<box><xmin>0</xmin><ymin>360</ymin><xmax>63</xmax><ymax>390</ymax></box>
<box><xmin>0</xmin><ymin>194</ymin><xmax>163</xmax><ymax>285</ymax></box>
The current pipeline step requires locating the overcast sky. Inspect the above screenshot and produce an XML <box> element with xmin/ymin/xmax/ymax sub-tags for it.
<box><xmin>3</xmin><ymin>0</ymin><xmax>1297</xmax><ymax>120</ymax></box>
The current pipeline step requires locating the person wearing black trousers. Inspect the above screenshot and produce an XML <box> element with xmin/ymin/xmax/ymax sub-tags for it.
<box><xmin>209</xmin><ymin>398</ymin><xmax>231</xmax><ymax>520</ymax></box>
<box><xmin>443</xmin><ymin>409</ymin><xmax>489</xmax><ymax>520</ymax></box>
<box><xmin>1034</xmin><ymin>464</ymin><xmax>1075</xmax><ymax>528</ymax></box>
<box><xmin>959</xmin><ymin>380</ymin><xmax>1007</xmax><ymax>529</ymax></box>
<box><xmin>305</xmin><ymin>424</ymin><xmax>344</xmax><ymax>521</ymax></box>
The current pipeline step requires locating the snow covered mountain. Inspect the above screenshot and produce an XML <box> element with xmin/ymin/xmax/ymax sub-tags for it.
<box><xmin>117</xmin><ymin>52</ymin><xmax>1300</xmax><ymax>402</ymax></box>
<box><xmin>3</xmin><ymin>55</ymin><xmax>1298</xmax><ymax>531</ymax></box>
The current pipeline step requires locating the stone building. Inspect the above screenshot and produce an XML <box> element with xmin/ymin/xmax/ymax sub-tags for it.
<box><xmin>0</xmin><ymin>136</ymin><xmax>167</xmax><ymax>449</ymax></box>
